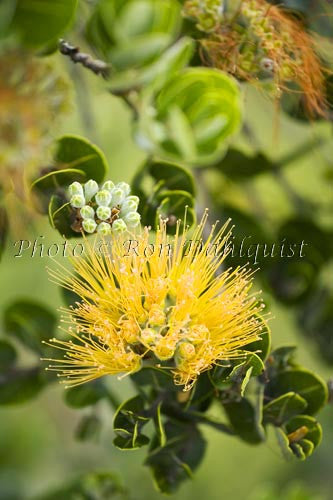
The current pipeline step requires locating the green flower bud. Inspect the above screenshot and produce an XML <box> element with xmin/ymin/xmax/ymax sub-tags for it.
<box><xmin>124</xmin><ymin>211</ymin><xmax>141</xmax><ymax>228</ymax></box>
<box><xmin>96</xmin><ymin>205</ymin><xmax>111</xmax><ymax>221</ymax></box>
<box><xmin>95</xmin><ymin>189</ymin><xmax>112</xmax><ymax>207</ymax></box>
<box><xmin>97</xmin><ymin>222</ymin><xmax>112</xmax><ymax>235</ymax></box>
<box><xmin>115</xmin><ymin>182</ymin><xmax>131</xmax><ymax>196</ymax></box>
<box><xmin>68</xmin><ymin>181</ymin><xmax>83</xmax><ymax>197</ymax></box>
<box><xmin>80</xmin><ymin>205</ymin><xmax>95</xmax><ymax>220</ymax></box>
<box><xmin>84</xmin><ymin>179</ymin><xmax>99</xmax><ymax>201</ymax></box>
<box><xmin>70</xmin><ymin>194</ymin><xmax>86</xmax><ymax>209</ymax></box>
<box><xmin>82</xmin><ymin>218</ymin><xmax>97</xmax><ymax>234</ymax></box>
<box><xmin>111</xmin><ymin>187</ymin><xmax>125</xmax><ymax>206</ymax></box>
<box><xmin>121</xmin><ymin>196</ymin><xmax>139</xmax><ymax>215</ymax></box>
<box><xmin>112</xmin><ymin>219</ymin><xmax>127</xmax><ymax>233</ymax></box>
<box><xmin>102</xmin><ymin>180</ymin><xmax>115</xmax><ymax>192</ymax></box>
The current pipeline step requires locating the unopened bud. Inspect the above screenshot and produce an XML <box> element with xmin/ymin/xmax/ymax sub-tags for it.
<box><xmin>116</xmin><ymin>182</ymin><xmax>131</xmax><ymax>197</ymax></box>
<box><xmin>97</xmin><ymin>222</ymin><xmax>112</xmax><ymax>235</ymax></box>
<box><xmin>84</xmin><ymin>179</ymin><xmax>99</xmax><ymax>201</ymax></box>
<box><xmin>96</xmin><ymin>206</ymin><xmax>111</xmax><ymax>221</ymax></box>
<box><xmin>124</xmin><ymin>211</ymin><xmax>141</xmax><ymax>228</ymax></box>
<box><xmin>80</xmin><ymin>205</ymin><xmax>95</xmax><ymax>219</ymax></box>
<box><xmin>68</xmin><ymin>181</ymin><xmax>83</xmax><ymax>197</ymax></box>
<box><xmin>95</xmin><ymin>189</ymin><xmax>112</xmax><ymax>207</ymax></box>
<box><xmin>122</xmin><ymin>196</ymin><xmax>139</xmax><ymax>214</ymax></box>
<box><xmin>112</xmin><ymin>219</ymin><xmax>127</xmax><ymax>233</ymax></box>
<box><xmin>70</xmin><ymin>194</ymin><xmax>86</xmax><ymax>208</ymax></box>
<box><xmin>111</xmin><ymin>187</ymin><xmax>125</xmax><ymax>206</ymax></box>
<box><xmin>82</xmin><ymin>218</ymin><xmax>97</xmax><ymax>234</ymax></box>
<box><xmin>102</xmin><ymin>180</ymin><xmax>115</xmax><ymax>192</ymax></box>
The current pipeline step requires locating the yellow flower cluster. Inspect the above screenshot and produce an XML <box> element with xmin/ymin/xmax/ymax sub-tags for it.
<box><xmin>44</xmin><ymin>212</ymin><xmax>267</xmax><ymax>390</ymax></box>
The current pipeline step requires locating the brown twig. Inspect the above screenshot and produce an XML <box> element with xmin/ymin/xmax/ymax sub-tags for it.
<box><xmin>59</xmin><ymin>39</ymin><xmax>111</xmax><ymax>79</ymax></box>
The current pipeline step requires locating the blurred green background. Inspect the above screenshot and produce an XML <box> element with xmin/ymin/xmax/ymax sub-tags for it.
<box><xmin>1</xmin><ymin>62</ymin><xmax>332</xmax><ymax>500</ymax></box>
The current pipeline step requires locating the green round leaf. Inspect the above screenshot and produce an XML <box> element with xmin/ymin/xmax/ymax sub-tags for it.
<box><xmin>54</xmin><ymin>135</ymin><xmax>108</xmax><ymax>184</ymax></box>
<box><xmin>149</xmin><ymin>160</ymin><xmax>196</xmax><ymax>196</ymax></box>
<box><xmin>156</xmin><ymin>189</ymin><xmax>196</xmax><ymax>234</ymax></box>
<box><xmin>89</xmin><ymin>0</ymin><xmax>182</xmax><ymax>67</ymax></box>
<box><xmin>136</xmin><ymin>68</ymin><xmax>242</xmax><ymax>166</ymax></box>
<box><xmin>263</xmin><ymin>392</ymin><xmax>308</xmax><ymax>426</ymax></box>
<box><xmin>266</xmin><ymin>369</ymin><xmax>328</xmax><ymax>416</ymax></box>
<box><xmin>11</xmin><ymin>0</ymin><xmax>78</xmax><ymax>48</ymax></box>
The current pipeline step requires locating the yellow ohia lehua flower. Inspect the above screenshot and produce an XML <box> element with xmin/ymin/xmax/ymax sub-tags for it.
<box><xmin>44</xmin><ymin>211</ymin><xmax>268</xmax><ymax>391</ymax></box>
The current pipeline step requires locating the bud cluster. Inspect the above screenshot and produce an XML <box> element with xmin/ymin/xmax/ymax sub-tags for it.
<box><xmin>68</xmin><ymin>179</ymin><xmax>141</xmax><ymax>235</ymax></box>
<box><xmin>183</xmin><ymin>0</ymin><xmax>326</xmax><ymax>116</ymax></box>
<box><xmin>184</xmin><ymin>0</ymin><xmax>224</xmax><ymax>32</ymax></box>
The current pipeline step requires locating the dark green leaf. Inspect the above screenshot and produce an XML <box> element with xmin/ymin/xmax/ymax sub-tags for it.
<box><xmin>215</xmin><ymin>148</ymin><xmax>274</xmax><ymax>179</ymax></box>
<box><xmin>156</xmin><ymin>190</ymin><xmax>196</xmax><ymax>234</ymax></box>
<box><xmin>64</xmin><ymin>380</ymin><xmax>108</xmax><ymax>408</ymax></box>
<box><xmin>263</xmin><ymin>392</ymin><xmax>308</xmax><ymax>426</ymax></box>
<box><xmin>3</xmin><ymin>300</ymin><xmax>57</xmax><ymax>354</ymax></box>
<box><xmin>0</xmin><ymin>367</ymin><xmax>45</xmax><ymax>405</ymax></box>
<box><xmin>0</xmin><ymin>340</ymin><xmax>17</xmax><ymax>370</ymax></box>
<box><xmin>48</xmin><ymin>194</ymin><xmax>77</xmax><ymax>239</ymax></box>
<box><xmin>245</xmin><ymin>315</ymin><xmax>271</xmax><ymax>361</ymax></box>
<box><xmin>113</xmin><ymin>395</ymin><xmax>150</xmax><ymax>450</ymax></box>
<box><xmin>54</xmin><ymin>135</ymin><xmax>107</xmax><ymax>184</ymax></box>
<box><xmin>265</xmin><ymin>369</ymin><xmax>328</xmax><ymax>416</ymax></box>
<box><xmin>145</xmin><ymin>421</ymin><xmax>206</xmax><ymax>494</ymax></box>
<box><xmin>75</xmin><ymin>414</ymin><xmax>102</xmax><ymax>442</ymax></box>
<box><xmin>267</xmin><ymin>346</ymin><xmax>297</xmax><ymax>370</ymax></box>
<box><xmin>149</xmin><ymin>160</ymin><xmax>196</xmax><ymax>196</ymax></box>
<box><xmin>131</xmin><ymin>366</ymin><xmax>176</xmax><ymax>392</ymax></box>
<box><xmin>221</xmin><ymin>396</ymin><xmax>265</xmax><ymax>444</ymax></box>
<box><xmin>281</xmin><ymin>415</ymin><xmax>323</xmax><ymax>460</ymax></box>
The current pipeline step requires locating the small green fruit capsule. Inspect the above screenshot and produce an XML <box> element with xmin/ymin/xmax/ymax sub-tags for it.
<box><xmin>84</xmin><ymin>180</ymin><xmax>99</xmax><ymax>201</ymax></box>
<box><xmin>80</xmin><ymin>205</ymin><xmax>95</xmax><ymax>219</ymax></box>
<box><xmin>70</xmin><ymin>194</ymin><xmax>86</xmax><ymax>209</ymax></box>
<box><xmin>82</xmin><ymin>218</ymin><xmax>97</xmax><ymax>234</ymax></box>
<box><xmin>96</xmin><ymin>205</ymin><xmax>111</xmax><ymax>221</ymax></box>
<box><xmin>95</xmin><ymin>190</ymin><xmax>112</xmax><ymax>207</ymax></box>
